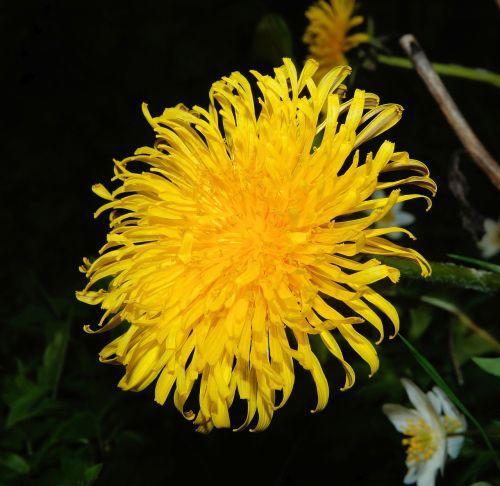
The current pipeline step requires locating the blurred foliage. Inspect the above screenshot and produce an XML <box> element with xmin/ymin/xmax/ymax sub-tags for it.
<box><xmin>4</xmin><ymin>0</ymin><xmax>500</xmax><ymax>484</ymax></box>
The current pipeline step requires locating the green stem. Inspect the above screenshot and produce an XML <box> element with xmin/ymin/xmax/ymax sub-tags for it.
<box><xmin>378</xmin><ymin>54</ymin><xmax>500</xmax><ymax>88</ymax></box>
<box><xmin>377</xmin><ymin>256</ymin><xmax>500</xmax><ymax>293</ymax></box>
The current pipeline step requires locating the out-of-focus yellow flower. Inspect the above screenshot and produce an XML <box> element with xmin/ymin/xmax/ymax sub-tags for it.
<box><xmin>383</xmin><ymin>379</ymin><xmax>466</xmax><ymax>486</ymax></box>
<box><xmin>304</xmin><ymin>0</ymin><xmax>369</xmax><ymax>81</ymax></box>
<box><xmin>77</xmin><ymin>58</ymin><xmax>435</xmax><ymax>432</ymax></box>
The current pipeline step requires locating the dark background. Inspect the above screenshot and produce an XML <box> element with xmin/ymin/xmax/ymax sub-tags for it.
<box><xmin>3</xmin><ymin>1</ymin><xmax>500</xmax><ymax>485</ymax></box>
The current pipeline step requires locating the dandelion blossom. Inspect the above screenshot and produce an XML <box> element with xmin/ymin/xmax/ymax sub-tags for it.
<box><xmin>304</xmin><ymin>0</ymin><xmax>369</xmax><ymax>81</ymax></box>
<box><xmin>77</xmin><ymin>58</ymin><xmax>436</xmax><ymax>432</ymax></box>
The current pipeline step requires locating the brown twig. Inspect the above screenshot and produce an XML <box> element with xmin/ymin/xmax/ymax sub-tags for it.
<box><xmin>399</xmin><ymin>34</ymin><xmax>500</xmax><ymax>191</ymax></box>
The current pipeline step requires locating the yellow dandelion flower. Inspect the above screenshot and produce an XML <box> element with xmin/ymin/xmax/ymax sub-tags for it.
<box><xmin>77</xmin><ymin>58</ymin><xmax>436</xmax><ymax>433</ymax></box>
<box><xmin>304</xmin><ymin>0</ymin><xmax>370</xmax><ymax>81</ymax></box>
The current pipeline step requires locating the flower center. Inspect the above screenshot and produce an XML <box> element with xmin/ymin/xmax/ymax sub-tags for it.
<box><xmin>401</xmin><ymin>418</ymin><xmax>438</xmax><ymax>465</ymax></box>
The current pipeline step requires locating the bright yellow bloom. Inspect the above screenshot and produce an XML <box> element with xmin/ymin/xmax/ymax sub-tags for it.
<box><xmin>304</xmin><ymin>0</ymin><xmax>369</xmax><ymax>81</ymax></box>
<box><xmin>77</xmin><ymin>58</ymin><xmax>436</xmax><ymax>432</ymax></box>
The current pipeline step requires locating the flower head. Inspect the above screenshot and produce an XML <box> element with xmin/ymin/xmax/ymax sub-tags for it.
<box><xmin>383</xmin><ymin>379</ymin><xmax>466</xmax><ymax>486</ymax></box>
<box><xmin>303</xmin><ymin>0</ymin><xmax>369</xmax><ymax>81</ymax></box>
<box><xmin>77</xmin><ymin>58</ymin><xmax>435</xmax><ymax>432</ymax></box>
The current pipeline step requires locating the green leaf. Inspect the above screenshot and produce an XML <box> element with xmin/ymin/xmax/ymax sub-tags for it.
<box><xmin>472</xmin><ymin>357</ymin><xmax>500</xmax><ymax>377</ymax></box>
<box><xmin>83</xmin><ymin>464</ymin><xmax>103</xmax><ymax>485</ymax></box>
<box><xmin>408</xmin><ymin>305</ymin><xmax>434</xmax><ymax>339</ymax></box>
<box><xmin>0</xmin><ymin>452</ymin><xmax>30</xmax><ymax>475</ymax></box>
<box><xmin>37</xmin><ymin>323</ymin><xmax>70</xmax><ymax>391</ymax></box>
<box><xmin>455</xmin><ymin>451</ymin><xmax>492</xmax><ymax>486</ymax></box>
<box><xmin>3</xmin><ymin>367</ymin><xmax>55</xmax><ymax>429</ymax></box>
<box><xmin>5</xmin><ymin>384</ymin><xmax>53</xmax><ymax>429</ymax></box>
<box><xmin>421</xmin><ymin>296</ymin><xmax>500</xmax><ymax>352</ymax></box>
<box><xmin>454</xmin><ymin>324</ymin><xmax>497</xmax><ymax>365</ymax></box>
<box><xmin>448</xmin><ymin>254</ymin><xmax>500</xmax><ymax>274</ymax></box>
<box><xmin>399</xmin><ymin>334</ymin><xmax>500</xmax><ymax>472</ymax></box>
<box><xmin>253</xmin><ymin>13</ymin><xmax>294</xmax><ymax>65</ymax></box>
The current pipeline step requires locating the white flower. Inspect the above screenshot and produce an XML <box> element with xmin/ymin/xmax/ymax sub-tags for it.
<box><xmin>382</xmin><ymin>379</ymin><xmax>466</xmax><ymax>486</ymax></box>
<box><xmin>477</xmin><ymin>218</ymin><xmax>500</xmax><ymax>259</ymax></box>
<box><xmin>372</xmin><ymin>190</ymin><xmax>415</xmax><ymax>240</ymax></box>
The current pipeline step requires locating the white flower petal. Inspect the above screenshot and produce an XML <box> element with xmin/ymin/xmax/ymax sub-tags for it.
<box><xmin>426</xmin><ymin>390</ymin><xmax>442</xmax><ymax>415</ymax></box>
<box><xmin>447</xmin><ymin>435</ymin><xmax>465</xmax><ymax>459</ymax></box>
<box><xmin>382</xmin><ymin>403</ymin><xmax>421</xmax><ymax>433</ymax></box>
<box><xmin>435</xmin><ymin>432</ymin><xmax>447</xmax><ymax>474</ymax></box>
<box><xmin>431</xmin><ymin>386</ymin><xmax>466</xmax><ymax>430</ymax></box>
<box><xmin>401</xmin><ymin>379</ymin><xmax>444</xmax><ymax>434</ymax></box>
<box><xmin>403</xmin><ymin>465</ymin><xmax>419</xmax><ymax>484</ymax></box>
<box><xmin>415</xmin><ymin>456</ymin><xmax>440</xmax><ymax>486</ymax></box>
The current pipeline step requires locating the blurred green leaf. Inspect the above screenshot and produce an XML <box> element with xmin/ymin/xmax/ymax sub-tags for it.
<box><xmin>421</xmin><ymin>296</ymin><xmax>500</xmax><ymax>352</ymax></box>
<box><xmin>37</xmin><ymin>323</ymin><xmax>70</xmax><ymax>392</ymax></box>
<box><xmin>454</xmin><ymin>322</ymin><xmax>497</xmax><ymax>365</ymax></box>
<box><xmin>59</xmin><ymin>456</ymin><xmax>102</xmax><ymax>486</ymax></box>
<box><xmin>0</xmin><ymin>452</ymin><xmax>30</xmax><ymax>475</ymax></box>
<box><xmin>55</xmin><ymin>413</ymin><xmax>97</xmax><ymax>442</ymax></box>
<box><xmin>472</xmin><ymin>357</ymin><xmax>500</xmax><ymax>377</ymax></box>
<box><xmin>3</xmin><ymin>364</ymin><xmax>54</xmax><ymax>429</ymax></box>
<box><xmin>456</xmin><ymin>451</ymin><xmax>493</xmax><ymax>486</ymax></box>
<box><xmin>408</xmin><ymin>305</ymin><xmax>434</xmax><ymax>339</ymax></box>
<box><xmin>253</xmin><ymin>13</ymin><xmax>293</xmax><ymax>65</ymax></box>
<box><xmin>30</xmin><ymin>412</ymin><xmax>98</xmax><ymax>468</ymax></box>
<box><xmin>83</xmin><ymin>463</ymin><xmax>102</xmax><ymax>485</ymax></box>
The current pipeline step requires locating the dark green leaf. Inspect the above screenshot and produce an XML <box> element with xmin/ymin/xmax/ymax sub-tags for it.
<box><xmin>0</xmin><ymin>452</ymin><xmax>30</xmax><ymax>475</ymax></box>
<box><xmin>454</xmin><ymin>325</ymin><xmax>497</xmax><ymax>365</ymax></box>
<box><xmin>83</xmin><ymin>463</ymin><xmax>102</xmax><ymax>484</ymax></box>
<box><xmin>4</xmin><ymin>377</ymin><xmax>54</xmax><ymax>429</ymax></box>
<box><xmin>472</xmin><ymin>357</ymin><xmax>500</xmax><ymax>377</ymax></box>
<box><xmin>37</xmin><ymin>324</ymin><xmax>70</xmax><ymax>391</ymax></box>
<box><xmin>408</xmin><ymin>305</ymin><xmax>433</xmax><ymax>339</ymax></box>
<box><xmin>455</xmin><ymin>452</ymin><xmax>493</xmax><ymax>486</ymax></box>
<box><xmin>253</xmin><ymin>13</ymin><xmax>294</xmax><ymax>64</ymax></box>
